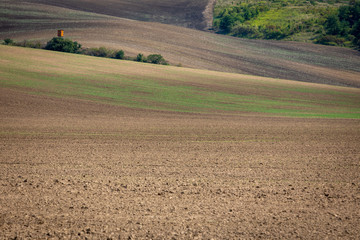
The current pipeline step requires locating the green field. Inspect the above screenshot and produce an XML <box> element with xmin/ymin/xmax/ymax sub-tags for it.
<box><xmin>1</xmin><ymin>45</ymin><xmax>359</xmax><ymax>118</ymax></box>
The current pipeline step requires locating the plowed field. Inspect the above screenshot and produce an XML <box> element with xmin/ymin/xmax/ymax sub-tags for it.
<box><xmin>22</xmin><ymin>0</ymin><xmax>211</xmax><ymax>30</ymax></box>
<box><xmin>1</xmin><ymin>88</ymin><xmax>360</xmax><ymax>239</ymax></box>
<box><xmin>1</xmin><ymin>46</ymin><xmax>360</xmax><ymax>239</ymax></box>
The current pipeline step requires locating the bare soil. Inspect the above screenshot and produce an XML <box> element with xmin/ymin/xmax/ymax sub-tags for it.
<box><xmin>1</xmin><ymin>88</ymin><xmax>360</xmax><ymax>239</ymax></box>
<box><xmin>23</xmin><ymin>0</ymin><xmax>210</xmax><ymax>30</ymax></box>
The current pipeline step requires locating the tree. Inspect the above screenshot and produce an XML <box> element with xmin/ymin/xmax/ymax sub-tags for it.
<box><xmin>351</xmin><ymin>20</ymin><xmax>360</xmax><ymax>47</ymax></box>
<box><xmin>220</xmin><ymin>14</ymin><xmax>236</xmax><ymax>33</ymax></box>
<box><xmin>136</xmin><ymin>53</ymin><xmax>146</xmax><ymax>62</ymax></box>
<box><xmin>3</xmin><ymin>38</ymin><xmax>14</xmax><ymax>45</ymax></box>
<box><xmin>147</xmin><ymin>54</ymin><xmax>168</xmax><ymax>65</ymax></box>
<box><xmin>45</xmin><ymin>37</ymin><xmax>81</xmax><ymax>53</ymax></box>
<box><xmin>115</xmin><ymin>50</ymin><xmax>125</xmax><ymax>59</ymax></box>
<box><xmin>325</xmin><ymin>14</ymin><xmax>341</xmax><ymax>35</ymax></box>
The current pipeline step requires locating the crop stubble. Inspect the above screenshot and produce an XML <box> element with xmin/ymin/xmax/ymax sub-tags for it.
<box><xmin>1</xmin><ymin>88</ymin><xmax>360</xmax><ymax>239</ymax></box>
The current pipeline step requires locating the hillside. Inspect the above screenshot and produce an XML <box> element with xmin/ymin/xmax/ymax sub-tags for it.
<box><xmin>1</xmin><ymin>45</ymin><xmax>360</xmax><ymax>239</ymax></box>
<box><xmin>1</xmin><ymin>2</ymin><xmax>360</xmax><ymax>238</ymax></box>
<box><xmin>1</xmin><ymin>45</ymin><xmax>359</xmax><ymax>118</ymax></box>
<box><xmin>213</xmin><ymin>0</ymin><xmax>360</xmax><ymax>47</ymax></box>
<box><xmin>1</xmin><ymin>0</ymin><xmax>360</xmax><ymax>87</ymax></box>
<box><xmin>21</xmin><ymin>0</ymin><xmax>211</xmax><ymax>30</ymax></box>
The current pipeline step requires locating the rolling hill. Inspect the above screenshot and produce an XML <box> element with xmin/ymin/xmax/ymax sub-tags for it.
<box><xmin>1</xmin><ymin>0</ymin><xmax>359</xmax><ymax>88</ymax></box>
<box><xmin>1</xmin><ymin>3</ymin><xmax>360</xmax><ymax>238</ymax></box>
<box><xmin>2</xmin><ymin>46</ymin><xmax>360</xmax><ymax>239</ymax></box>
<box><xmin>23</xmin><ymin>0</ymin><xmax>212</xmax><ymax>30</ymax></box>
<box><xmin>1</xmin><ymin>45</ymin><xmax>359</xmax><ymax>118</ymax></box>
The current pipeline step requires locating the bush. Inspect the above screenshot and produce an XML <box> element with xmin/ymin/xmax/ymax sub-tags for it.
<box><xmin>146</xmin><ymin>54</ymin><xmax>168</xmax><ymax>65</ymax></box>
<box><xmin>45</xmin><ymin>37</ymin><xmax>81</xmax><ymax>53</ymax></box>
<box><xmin>3</xmin><ymin>38</ymin><xmax>15</xmax><ymax>45</ymax></box>
<box><xmin>262</xmin><ymin>25</ymin><xmax>287</xmax><ymax>39</ymax></box>
<box><xmin>352</xmin><ymin>21</ymin><xmax>360</xmax><ymax>48</ymax></box>
<box><xmin>232</xmin><ymin>24</ymin><xmax>261</xmax><ymax>38</ymax></box>
<box><xmin>325</xmin><ymin>14</ymin><xmax>341</xmax><ymax>35</ymax></box>
<box><xmin>83</xmin><ymin>47</ymin><xmax>114</xmax><ymax>58</ymax></box>
<box><xmin>316</xmin><ymin>35</ymin><xmax>346</xmax><ymax>45</ymax></box>
<box><xmin>220</xmin><ymin>15</ymin><xmax>236</xmax><ymax>33</ymax></box>
<box><xmin>17</xmin><ymin>40</ymin><xmax>43</xmax><ymax>49</ymax></box>
<box><xmin>115</xmin><ymin>50</ymin><xmax>125</xmax><ymax>59</ymax></box>
<box><xmin>136</xmin><ymin>53</ymin><xmax>146</xmax><ymax>62</ymax></box>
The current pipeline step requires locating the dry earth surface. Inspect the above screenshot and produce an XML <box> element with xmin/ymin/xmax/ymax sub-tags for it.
<box><xmin>1</xmin><ymin>1</ymin><xmax>360</xmax><ymax>239</ymax></box>
<box><xmin>1</xmin><ymin>0</ymin><xmax>360</xmax><ymax>87</ymax></box>
<box><xmin>22</xmin><ymin>0</ymin><xmax>211</xmax><ymax>30</ymax></box>
<box><xmin>1</xmin><ymin>88</ymin><xmax>360</xmax><ymax>239</ymax></box>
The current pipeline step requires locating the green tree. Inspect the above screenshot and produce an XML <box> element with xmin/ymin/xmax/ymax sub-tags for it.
<box><xmin>3</xmin><ymin>38</ymin><xmax>14</xmax><ymax>45</ymax></box>
<box><xmin>147</xmin><ymin>54</ymin><xmax>168</xmax><ymax>65</ymax></box>
<box><xmin>136</xmin><ymin>53</ymin><xmax>146</xmax><ymax>62</ymax></box>
<box><xmin>45</xmin><ymin>37</ymin><xmax>81</xmax><ymax>53</ymax></box>
<box><xmin>115</xmin><ymin>50</ymin><xmax>125</xmax><ymax>59</ymax></box>
<box><xmin>325</xmin><ymin>14</ymin><xmax>341</xmax><ymax>35</ymax></box>
<box><xmin>351</xmin><ymin>20</ymin><xmax>360</xmax><ymax>47</ymax></box>
<box><xmin>220</xmin><ymin>14</ymin><xmax>236</xmax><ymax>33</ymax></box>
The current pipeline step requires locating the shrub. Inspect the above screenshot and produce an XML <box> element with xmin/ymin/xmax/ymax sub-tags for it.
<box><xmin>83</xmin><ymin>47</ymin><xmax>114</xmax><ymax>57</ymax></box>
<box><xmin>147</xmin><ymin>54</ymin><xmax>168</xmax><ymax>65</ymax></box>
<box><xmin>17</xmin><ymin>40</ymin><xmax>42</xmax><ymax>49</ymax></box>
<box><xmin>136</xmin><ymin>53</ymin><xmax>146</xmax><ymax>62</ymax></box>
<box><xmin>316</xmin><ymin>35</ymin><xmax>346</xmax><ymax>45</ymax></box>
<box><xmin>310</xmin><ymin>0</ymin><xmax>317</xmax><ymax>6</ymax></box>
<box><xmin>325</xmin><ymin>14</ymin><xmax>341</xmax><ymax>35</ymax></box>
<box><xmin>45</xmin><ymin>37</ymin><xmax>81</xmax><ymax>53</ymax></box>
<box><xmin>3</xmin><ymin>38</ymin><xmax>14</xmax><ymax>45</ymax></box>
<box><xmin>220</xmin><ymin>15</ymin><xmax>236</xmax><ymax>33</ymax></box>
<box><xmin>232</xmin><ymin>24</ymin><xmax>261</xmax><ymax>38</ymax></box>
<box><xmin>352</xmin><ymin>21</ymin><xmax>360</xmax><ymax>48</ymax></box>
<box><xmin>262</xmin><ymin>25</ymin><xmax>287</xmax><ymax>39</ymax></box>
<box><xmin>115</xmin><ymin>50</ymin><xmax>125</xmax><ymax>59</ymax></box>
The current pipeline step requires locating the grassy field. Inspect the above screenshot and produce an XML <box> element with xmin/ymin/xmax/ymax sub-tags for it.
<box><xmin>1</xmin><ymin>45</ymin><xmax>359</xmax><ymax>118</ymax></box>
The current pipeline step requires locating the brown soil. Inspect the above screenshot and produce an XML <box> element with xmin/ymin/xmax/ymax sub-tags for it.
<box><xmin>1</xmin><ymin>1</ymin><xmax>360</xmax><ymax>88</ymax></box>
<box><xmin>1</xmin><ymin>88</ymin><xmax>360</xmax><ymax>239</ymax></box>
<box><xmin>23</xmin><ymin>0</ymin><xmax>210</xmax><ymax>30</ymax></box>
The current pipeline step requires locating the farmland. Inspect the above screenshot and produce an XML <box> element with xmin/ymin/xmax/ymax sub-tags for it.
<box><xmin>1</xmin><ymin>0</ymin><xmax>360</xmax><ymax>87</ymax></box>
<box><xmin>1</xmin><ymin>0</ymin><xmax>360</xmax><ymax>238</ymax></box>
<box><xmin>1</xmin><ymin>46</ymin><xmax>360</xmax><ymax>238</ymax></box>
<box><xmin>19</xmin><ymin>0</ymin><xmax>211</xmax><ymax>30</ymax></box>
<box><xmin>1</xmin><ymin>46</ymin><xmax>359</xmax><ymax>118</ymax></box>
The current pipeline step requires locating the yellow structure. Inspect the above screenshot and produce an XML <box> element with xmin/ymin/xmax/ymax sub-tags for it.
<box><xmin>57</xmin><ymin>30</ymin><xmax>64</xmax><ymax>37</ymax></box>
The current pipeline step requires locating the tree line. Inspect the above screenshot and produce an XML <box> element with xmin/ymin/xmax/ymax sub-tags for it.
<box><xmin>2</xmin><ymin>37</ymin><xmax>169</xmax><ymax>65</ymax></box>
<box><xmin>318</xmin><ymin>1</ymin><xmax>360</xmax><ymax>47</ymax></box>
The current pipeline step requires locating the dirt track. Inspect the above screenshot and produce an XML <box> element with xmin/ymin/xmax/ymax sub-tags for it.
<box><xmin>1</xmin><ymin>89</ymin><xmax>359</xmax><ymax>239</ymax></box>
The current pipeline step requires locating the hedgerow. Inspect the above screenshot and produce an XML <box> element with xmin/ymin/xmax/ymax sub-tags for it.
<box><xmin>3</xmin><ymin>37</ymin><xmax>170</xmax><ymax>64</ymax></box>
